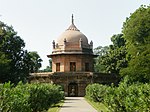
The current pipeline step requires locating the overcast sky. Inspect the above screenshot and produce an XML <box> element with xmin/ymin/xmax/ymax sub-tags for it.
<box><xmin>0</xmin><ymin>0</ymin><xmax>149</xmax><ymax>69</ymax></box>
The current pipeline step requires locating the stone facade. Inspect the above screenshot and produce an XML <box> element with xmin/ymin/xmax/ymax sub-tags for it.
<box><xmin>49</xmin><ymin>54</ymin><xmax>94</xmax><ymax>72</ymax></box>
<box><xmin>29</xmin><ymin>72</ymin><xmax>118</xmax><ymax>96</ymax></box>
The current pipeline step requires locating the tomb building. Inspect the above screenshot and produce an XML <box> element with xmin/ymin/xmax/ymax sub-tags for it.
<box><xmin>30</xmin><ymin>15</ymin><xmax>118</xmax><ymax>96</ymax></box>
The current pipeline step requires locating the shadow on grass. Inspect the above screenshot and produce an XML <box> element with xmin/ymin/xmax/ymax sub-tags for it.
<box><xmin>48</xmin><ymin>100</ymin><xmax>64</xmax><ymax>112</ymax></box>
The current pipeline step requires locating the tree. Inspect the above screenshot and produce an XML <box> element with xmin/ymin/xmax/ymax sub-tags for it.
<box><xmin>27</xmin><ymin>51</ymin><xmax>43</xmax><ymax>73</ymax></box>
<box><xmin>39</xmin><ymin>59</ymin><xmax>52</xmax><ymax>72</ymax></box>
<box><xmin>121</xmin><ymin>5</ymin><xmax>150</xmax><ymax>83</ymax></box>
<box><xmin>94</xmin><ymin>46</ymin><xmax>109</xmax><ymax>72</ymax></box>
<box><xmin>0</xmin><ymin>52</ymin><xmax>11</xmax><ymax>82</ymax></box>
<box><xmin>0</xmin><ymin>23</ymin><xmax>11</xmax><ymax>76</ymax></box>
<box><xmin>111</xmin><ymin>34</ymin><xmax>125</xmax><ymax>47</ymax></box>
<box><xmin>94</xmin><ymin>46</ymin><xmax>109</xmax><ymax>56</ymax></box>
<box><xmin>0</xmin><ymin>21</ymin><xmax>36</xmax><ymax>83</ymax></box>
<box><xmin>95</xmin><ymin>34</ymin><xmax>127</xmax><ymax>74</ymax></box>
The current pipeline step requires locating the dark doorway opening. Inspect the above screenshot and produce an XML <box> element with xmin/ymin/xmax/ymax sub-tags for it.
<box><xmin>85</xmin><ymin>63</ymin><xmax>90</xmax><ymax>71</ymax></box>
<box><xmin>68</xmin><ymin>82</ymin><xmax>78</xmax><ymax>97</ymax></box>
<box><xmin>56</xmin><ymin>63</ymin><xmax>60</xmax><ymax>72</ymax></box>
<box><xmin>70</xmin><ymin>62</ymin><xmax>76</xmax><ymax>72</ymax></box>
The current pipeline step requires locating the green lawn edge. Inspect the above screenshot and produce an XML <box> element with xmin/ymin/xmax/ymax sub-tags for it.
<box><xmin>48</xmin><ymin>100</ymin><xmax>64</xmax><ymax>112</ymax></box>
<box><xmin>85</xmin><ymin>97</ymin><xmax>109</xmax><ymax>112</ymax></box>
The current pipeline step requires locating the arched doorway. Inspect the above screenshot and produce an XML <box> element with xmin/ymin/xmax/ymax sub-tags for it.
<box><xmin>68</xmin><ymin>82</ymin><xmax>78</xmax><ymax>97</ymax></box>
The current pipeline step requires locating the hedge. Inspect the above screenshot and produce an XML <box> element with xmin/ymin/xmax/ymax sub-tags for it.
<box><xmin>86</xmin><ymin>80</ymin><xmax>150</xmax><ymax>111</ymax></box>
<box><xmin>0</xmin><ymin>82</ymin><xmax>64</xmax><ymax>112</ymax></box>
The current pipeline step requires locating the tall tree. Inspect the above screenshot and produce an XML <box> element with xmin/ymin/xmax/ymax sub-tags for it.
<box><xmin>39</xmin><ymin>59</ymin><xmax>52</xmax><ymax>72</ymax></box>
<box><xmin>0</xmin><ymin>21</ymin><xmax>39</xmax><ymax>83</ymax></box>
<box><xmin>94</xmin><ymin>46</ymin><xmax>109</xmax><ymax>72</ymax></box>
<box><xmin>0</xmin><ymin>52</ymin><xmax>11</xmax><ymax>82</ymax></box>
<box><xmin>121</xmin><ymin>5</ymin><xmax>150</xmax><ymax>83</ymax></box>
<box><xmin>0</xmin><ymin>21</ymin><xmax>26</xmax><ymax>83</ymax></box>
<box><xmin>94</xmin><ymin>34</ymin><xmax>127</xmax><ymax>74</ymax></box>
<box><xmin>27</xmin><ymin>51</ymin><xmax>43</xmax><ymax>73</ymax></box>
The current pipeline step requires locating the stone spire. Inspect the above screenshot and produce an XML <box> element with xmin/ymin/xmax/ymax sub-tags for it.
<box><xmin>72</xmin><ymin>14</ymin><xmax>74</xmax><ymax>24</ymax></box>
<box><xmin>66</xmin><ymin>14</ymin><xmax>80</xmax><ymax>31</ymax></box>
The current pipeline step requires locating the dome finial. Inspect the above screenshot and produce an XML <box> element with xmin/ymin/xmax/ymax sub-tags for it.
<box><xmin>72</xmin><ymin>14</ymin><xmax>74</xmax><ymax>24</ymax></box>
<box><xmin>66</xmin><ymin>14</ymin><xmax>80</xmax><ymax>31</ymax></box>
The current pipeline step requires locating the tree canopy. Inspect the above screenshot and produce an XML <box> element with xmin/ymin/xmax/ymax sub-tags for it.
<box><xmin>39</xmin><ymin>59</ymin><xmax>52</xmax><ymax>72</ymax></box>
<box><xmin>94</xmin><ymin>5</ymin><xmax>150</xmax><ymax>83</ymax></box>
<box><xmin>27</xmin><ymin>51</ymin><xmax>43</xmax><ymax>73</ymax></box>
<box><xmin>120</xmin><ymin>5</ymin><xmax>150</xmax><ymax>83</ymax></box>
<box><xmin>94</xmin><ymin>34</ymin><xmax>127</xmax><ymax>74</ymax></box>
<box><xmin>0</xmin><ymin>21</ymin><xmax>42</xmax><ymax>83</ymax></box>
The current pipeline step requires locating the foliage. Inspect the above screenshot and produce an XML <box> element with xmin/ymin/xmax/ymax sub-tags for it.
<box><xmin>0</xmin><ymin>82</ymin><xmax>30</xmax><ymax>112</ymax></box>
<box><xmin>29</xmin><ymin>83</ymin><xmax>64</xmax><ymax>112</ymax></box>
<box><xmin>111</xmin><ymin>34</ymin><xmax>125</xmax><ymax>47</ymax></box>
<box><xmin>94</xmin><ymin>46</ymin><xmax>109</xmax><ymax>56</ymax></box>
<box><xmin>40</xmin><ymin>59</ymin><xmax>52</xmax><ymax>72</ymax></box>
<box><xmin>86</xmin><ymin>80</ymin><xmax>150</xmax><ymax>112</ymax></box>
<box><xmin>123</xmin><ymin>5</ymin><xmax>150</xmax><ymax>51</ymax></box>
<box><xmin>104</xmin><ymin>79</ymin><xmax>150</xmax><ymax>112</ymax></box>
<box><xmin>121</xmin><ymin>5</ymin><xmax>150</xmax><ymax>83</ymax></box>
<box><xmin>48</xmin><ymin>101</ymin><xmax>64</xmax><ymax>112</ymax></box>
<box><xmin>27</xmin><ymin>51</ymin><xmax>43</xmax><ymax>73</ymax></box>
<box><xmin>89</xmin><ymin>5</ymin><xmax>150</xmax><ymax>112</ymax></box>
<box><xmin>85</xmin><ymin>83</ymin><xmax>108</xmax><ymax>102</ymax></box>
<box><xmin>42</xmin><ymin>66</ymin><xmax>52</xmax><ymax>72</ymax></box>
<box><xmin>0</xmin><ymin>82</ymin><xmax>64</xmax><ymax>112</ymax></box>
<box><xmin>95</xmin><ymin>5</ymin><xmax>150</xmax><ymax>83</ymax></box>
<box><xmin>120</xmin><ymin>49</ymin><xmax>150</xmax><ymax>82</ymax></box>
<box><xmin>0</xmin><ymin>21</ymin><xmax>29</xmax><ymax>83</ymax></box>
<box><xmin>94</xmin><ymin>34</ymin><xmax>127</xmax><ymax>74</ymax></box>
<box><xmin>0</xmin><ymin>52</ymin><xmax>11</xmax><ymax>82</ymax></box>
<box><xmin>0</xmin><ymin>21</ymin><xmax>43</xmax><ymax>83</ymax></box>
<box><xmin>85</xmin><ymin>97</ymin><xmax>109</xmax><ymax>112</ymax></box>
<box><xmin>94</xmin><ymin>46</ymin><xmax>109</xmax><ymax>72</ymax></box>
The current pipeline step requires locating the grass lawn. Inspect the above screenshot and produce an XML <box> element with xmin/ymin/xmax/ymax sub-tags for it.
<box><xmin>48</xmin><ymin>101</ymin><xmax>64</xmax><ymax>112</ymax></box>
<box><xmin>85</xmin><ymin>97</ymin><xmax>109</xmax><ymax>112</ymax></box>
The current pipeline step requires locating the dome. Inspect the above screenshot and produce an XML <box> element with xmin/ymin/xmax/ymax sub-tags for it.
<box><xmin>56</xmin><ymin>15</ymin><xmax>88</xmax><ymax>46</ymax></box>
<box><xmin>57</xmin><ymin>30</ymin><xmax>88</xmax><ymax>46</ymax></box>
<box><xmin>48</xmin><ymin>14</ymin><xmax>94</xmax><ymax>56</ymax></box>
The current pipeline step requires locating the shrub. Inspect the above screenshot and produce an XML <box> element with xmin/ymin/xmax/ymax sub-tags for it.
<box><xmin>86</xmin><ymin>83</ymin><xmax>108</xmax><ymax>102</ymax></box>
<box><xmin>0</xmin><ymin>82</ymin><xmax>30</xmax><ymax>112</ymax></box>
<box><xmin>86</xmin><ymin>80</ymin><xmax>150</xmax><ymax>111</ymax></box>
<box><xmin>104</xmin><ymin>82</ymin><xmax>150</xmax><ymax>112</ymax></box>
<box><xmin>0</xmin><ymin>82</ymin><xmax>64</xmax><ymax>112</ymax></box>
<box><xmin>29</xmin><ymin>83</ymin><xmax>64</xmax><ymax>112</ymax></box>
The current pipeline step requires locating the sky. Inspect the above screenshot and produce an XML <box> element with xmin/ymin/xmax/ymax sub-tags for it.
<box><xmin>0</xmin><ymin>0</ymin><xmax>149</xmax><ymax>69</ymax></box>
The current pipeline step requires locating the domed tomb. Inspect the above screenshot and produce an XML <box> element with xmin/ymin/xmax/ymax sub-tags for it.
<box><xmin>51</xmin><ymin>15</ymin><xmax>93</xmax><ymax>55</ymax></box>
<box><xmin>47</xmin><ymin>15</ymin><xmax>95</xmax><ymax>72</ymax></box>
<box><xmin>31</xmin><ymin>15</ymin><xmax>118</xmax><ymax>97</ymax></box>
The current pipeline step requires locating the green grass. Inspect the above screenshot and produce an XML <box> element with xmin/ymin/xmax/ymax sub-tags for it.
<box><xmin>85</xmin><ymin>97</ymin><xmax>109</xmax><ymax>112</ymax></box>
<box><xmin>48</xmin><ymin>101</ymin><xmax>64</xmax><ymax>112</ymax></box>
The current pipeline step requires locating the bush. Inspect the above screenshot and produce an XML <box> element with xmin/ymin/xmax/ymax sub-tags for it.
<box><xmin>29</xmin><ymin>83</ymin><xmax>64</xmax><ymax>112</ymax></box>
<box><xmin>0</xmin><ymin>82</ymin><xmax>30</xmax><ymax>112</ymax></box>
<box><xmin>85</xmin><ymin>83</ymin><xmax>108</xmax><ymax>102</ymax></box>
<box><xmin>86</xmin><ymin>79</ymin><xmax>150</xmax><ymax>111</ymax></box>
<box><xmin>0</xmin><ymin>82</ymin><xmax>64</xmax><ymax>112</ymax></box>
<box><xmin>104</xmin><ymin>82</ymin><xmax>150</xmax><ymax>112</ymax></box>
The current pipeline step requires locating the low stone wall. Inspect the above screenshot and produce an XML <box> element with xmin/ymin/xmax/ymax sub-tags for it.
<box><xmin>29</xmin><ymin>72</ymin><xmax>119</xmax><ymax>96</ymax></box>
